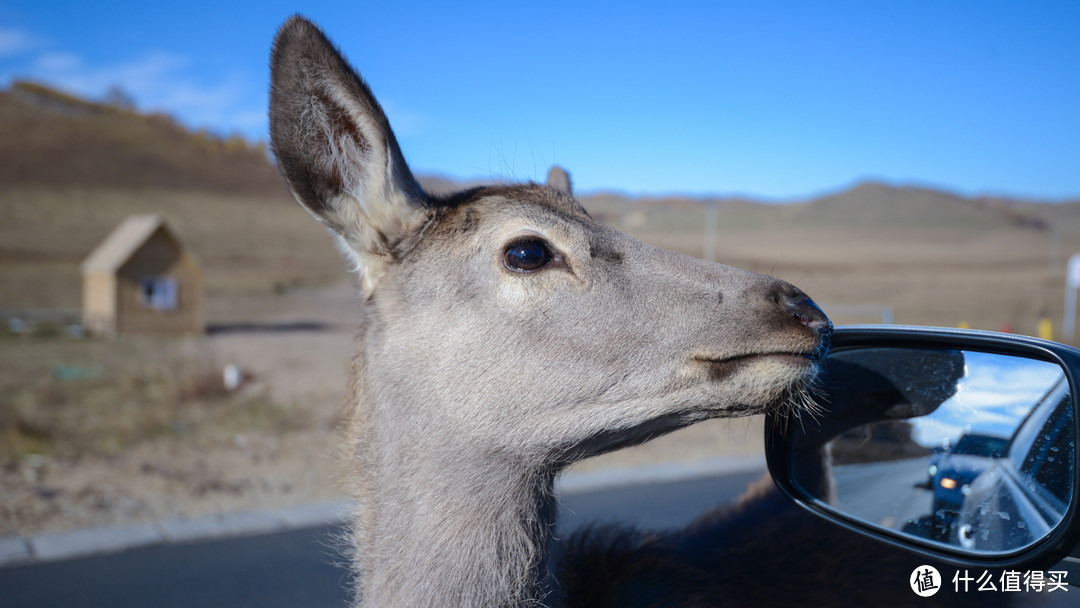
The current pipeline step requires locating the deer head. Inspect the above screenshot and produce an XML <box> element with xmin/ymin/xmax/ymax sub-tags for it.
<box><xmin>269</xmin><ymin>15</ymin><xmax>831</xmax><ymax>606</ymax></box>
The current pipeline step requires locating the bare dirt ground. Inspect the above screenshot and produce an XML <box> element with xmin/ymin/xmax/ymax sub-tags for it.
<box><xmin>3</xmin><ymin>191</ymin><xmax>1077</xmax><ymax>537</ymax></box>
<box><xmin>0</xmin><ymin>280</ymin><xmax>771</xmax><ymax>536</ymax></box>
<box><xmin>1</xmin><ymin>282</ymin><xmax>351</xmax><ymax>535</ymax></box>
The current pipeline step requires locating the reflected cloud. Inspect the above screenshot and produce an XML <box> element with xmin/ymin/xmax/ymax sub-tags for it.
<box><xmin>913</xmin><ymin>353</ymin><xmax>1064</xmax><ymax>445</ymax></box>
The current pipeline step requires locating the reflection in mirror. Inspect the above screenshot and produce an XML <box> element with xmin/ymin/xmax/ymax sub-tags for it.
<box><xmin>793</xmin><ymin>348</ymin><xmax>1075</xmax><ymax>556</ymax></box>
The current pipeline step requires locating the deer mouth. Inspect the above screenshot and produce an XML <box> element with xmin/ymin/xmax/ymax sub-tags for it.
<box><xmin>693</xmin><ymin>352</ymin><xmax>821</xmax><ymax>383</ymax></box>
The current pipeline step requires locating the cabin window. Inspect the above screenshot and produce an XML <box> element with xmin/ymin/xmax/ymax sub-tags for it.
<box><xmin>139</xmin><ymin>277</ymin><xmax>178</xmax><ymax>310</ymax></box>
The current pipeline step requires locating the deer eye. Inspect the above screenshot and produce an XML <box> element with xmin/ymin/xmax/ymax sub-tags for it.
<box><xmin>503</xmin><ymin>239</ymin><xmax>552</xmax><ymax>272</ymax></box>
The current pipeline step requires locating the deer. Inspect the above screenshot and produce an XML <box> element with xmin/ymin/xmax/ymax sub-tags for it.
<box><xmin>268</xmin><ymin>16</ymin><xmax>997</xmax><ymax>608</ymax></box>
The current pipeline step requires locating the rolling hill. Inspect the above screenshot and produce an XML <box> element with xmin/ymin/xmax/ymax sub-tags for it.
<box><xmin>0</xmin><ymin>81</ymin><xmax>340</xmax><ymax>312</ymax></box>
<box><xmin>1</xmin><ymin>80</ymin><xmax>1078</xmax><ymax>335</ymax></box>
<box><xmin>0</xmin><ymin>81</ymin><xmax>283</xmax><ymax>195</ymax></box>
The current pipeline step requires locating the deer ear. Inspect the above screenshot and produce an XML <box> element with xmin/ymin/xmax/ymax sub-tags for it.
<box><xmin>270</xmin><ymin>16</ymin><xmax>429</xmax><ymax>294</ymax></box>
<box><xmin>546</xmin><ymin>165</ymin><xmax>573</xmax><ymax>196</ymax></box>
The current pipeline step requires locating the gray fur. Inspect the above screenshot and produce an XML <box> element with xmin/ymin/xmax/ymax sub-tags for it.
<box><xmin>269</xmin><ymin>16</ymin><xmax>831</xmax><ymax>607</ymax></box>
<box><xmin>546</xmin><ymin>165</ymin><xmax>573</xmax><ymax>195</ymax></box>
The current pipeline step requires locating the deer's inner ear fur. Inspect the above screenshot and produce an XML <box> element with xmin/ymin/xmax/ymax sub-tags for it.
<box><xmin>269</xmin><ymin>16</ymin><xmax>429</xmax><ymax>295</ymax></box>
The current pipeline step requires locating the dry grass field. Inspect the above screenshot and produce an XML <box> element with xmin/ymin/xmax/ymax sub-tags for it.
<box><xmin>2</xmin><ymin>82</ymin><xmax>1080</xmax><ymax>535</ymax></box>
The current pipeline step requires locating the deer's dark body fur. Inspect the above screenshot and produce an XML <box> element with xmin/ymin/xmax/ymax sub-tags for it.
<box><xmin>562</xmin><ymin>476</ymin><xmax>1005</xmax><ymax>607</ymax></box>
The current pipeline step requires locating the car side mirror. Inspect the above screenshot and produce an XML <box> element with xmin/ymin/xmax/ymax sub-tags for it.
<box><xmin>766</xmin><ymin>326</ymin><xmax>1080</xmax><ymax>574</ymax></box>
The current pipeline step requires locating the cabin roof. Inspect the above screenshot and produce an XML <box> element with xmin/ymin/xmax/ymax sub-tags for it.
<box><xmin>81</xmin><ymin>214</ymin><xmax>180</xmax><ymax>274</ymax></box>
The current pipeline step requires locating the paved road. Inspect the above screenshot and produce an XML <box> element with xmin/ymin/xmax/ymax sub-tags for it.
<box><xmin>830</xmin><ymin>456</ymin><xmax>936</xmax><ymax>531</ymax></box>
<box><xmin>0</xmin><ymin>469</ymin><xmax>765</xmax><ymax>608</ymax></box>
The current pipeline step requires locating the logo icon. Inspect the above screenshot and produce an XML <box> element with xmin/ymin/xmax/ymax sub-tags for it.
<box><xmin>911</xmin><ymin>565</ymin><xmax>942</xmax><ymax>597</ymax></box>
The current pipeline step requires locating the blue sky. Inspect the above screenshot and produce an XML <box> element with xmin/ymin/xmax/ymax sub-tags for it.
<box><xmin>1</xmin><ymin>1</ymin><xmax>1077</xmax><ymax>201</ymax></box>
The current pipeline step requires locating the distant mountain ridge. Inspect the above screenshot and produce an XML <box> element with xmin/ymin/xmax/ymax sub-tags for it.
<box><xmin>0</xmin><ymin>80</ymin><xmax>285</xmax><ymax>195</ymax></box>
<box><xmin>1</xmin><ymin>80</ymin><xmax>1074</xmax><ymax>231</ymax></box>
<box><xmin>785</xmin><ymin>181</ymin><xmax>1058</xmax><ymax>231</ymax></box>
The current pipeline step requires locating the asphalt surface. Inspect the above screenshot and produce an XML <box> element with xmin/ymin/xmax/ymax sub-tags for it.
<box><xmin>0</xmin><ymin>469</ymin><xmax>765</xmax><ymax>608</ymax></box>
<box><xmin>830</xmin><ymin>456</ymin><xmax>936</xmax><ymax>531</ymax></box>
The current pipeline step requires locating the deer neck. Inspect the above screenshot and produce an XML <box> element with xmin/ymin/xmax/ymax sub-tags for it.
<box><xmin>352</xmin><ymin>436</ymin><xmax>563</xmax><ymax>607</ymax></box>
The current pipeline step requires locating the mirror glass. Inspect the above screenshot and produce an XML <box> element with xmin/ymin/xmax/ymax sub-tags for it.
<box><xmin>792</xmin><ymin>347</ymin><xmax>1075</xmax><ymax>555</ymax></box>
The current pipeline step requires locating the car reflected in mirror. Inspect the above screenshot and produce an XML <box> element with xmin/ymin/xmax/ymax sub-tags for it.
<box><xmin>767</xmin><ymin>326</ymin><xmax>1080</xmax><ymax>571</ymax></box>
<box><xmin>955</xmin><ymin>376</ymin><xmax>1073</xmax><ymax>552</ymax></box>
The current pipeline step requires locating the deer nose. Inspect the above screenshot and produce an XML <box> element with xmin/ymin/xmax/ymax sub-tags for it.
<box><xmin>773</xmin><ymin>283</ymin><xmax>832</xmax><ymax>335</ymax></box>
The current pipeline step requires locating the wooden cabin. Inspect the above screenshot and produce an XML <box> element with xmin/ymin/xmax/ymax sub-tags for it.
<box><xmin>81</xmin><ymin>215</ymin><xmax>203</xmax><ymax>337</ymax></box>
